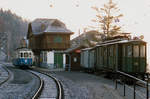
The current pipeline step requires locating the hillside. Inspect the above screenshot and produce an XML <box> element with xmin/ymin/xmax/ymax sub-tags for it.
<box><xmin>0</xmin><ymin>9</ymin><xmax>28</xmax><ymax>61</ymax></box>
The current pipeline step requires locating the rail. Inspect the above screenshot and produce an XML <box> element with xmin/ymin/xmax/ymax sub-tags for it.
<box><xmin>28</xmin><ymin>71</ymin><xmax>44</xmax><ymax>99</ymax></box>
<box><xmin>32</xmin><ymin>69</ymin><xmax>64</xmax><ymax>99</ymax></box>
<box><xmin>115</xmin><ymin>70</ymin><xmax>149</xmax><ymax>99</ymax></box>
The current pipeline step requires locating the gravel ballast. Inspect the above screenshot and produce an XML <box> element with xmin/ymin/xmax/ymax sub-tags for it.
<box><xmin>29</xmin><ymin>70</ymin><xmax>58</xmax><ymax>99</ymax></box>
<box><xmin>0</xmin><ymin>64</ymin><xmax>9</xmax><ymax>84</ymax></box>
<box><xmin>52</xmin><ymin>71</ymin><xmax>124</xmax><ymax>99</ymax></box>
<box><xmin>0</xmin><ymin>66</ymin><xmax>41</xmax><ymax>99</ymax></box>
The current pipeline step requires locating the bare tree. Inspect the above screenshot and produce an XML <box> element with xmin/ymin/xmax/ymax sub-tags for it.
<box><xmin>92</xmin><ymin>0</ymin><xmax>123</xmax><ymax>37</ymax></box>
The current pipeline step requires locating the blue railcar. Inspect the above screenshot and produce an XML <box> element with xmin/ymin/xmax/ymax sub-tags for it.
<box><xmin>12</xmin><ymin>48</ymin><xmax>34</xmax><ymax>68</ymax></box>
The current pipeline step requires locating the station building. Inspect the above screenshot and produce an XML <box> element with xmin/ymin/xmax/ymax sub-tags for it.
<box><xmin>27</xmin><ymin>18</ymin><xmax>73</xmax><ymax>69</ymax></box>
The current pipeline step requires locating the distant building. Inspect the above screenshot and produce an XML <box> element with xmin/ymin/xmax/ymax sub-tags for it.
<box><xmin>71</xmin><ymin>30</ymin><xmax>102</xmax><ymax>48</ymax></box>
<box><xmin>27</xmin><ymin>18</ymin><xmax>73</xmax><ymax>68</ymax></box>
<box><xmin>65</xmin><ymin>30</ymin><xmax>102</xmax><ymax>71</ymax></box>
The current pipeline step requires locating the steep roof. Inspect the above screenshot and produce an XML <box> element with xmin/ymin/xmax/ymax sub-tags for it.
<box><xmin>65</xmin><ymin>30</ymin><xmax>102</xmax><ymax>53</ymax></box>
<box><xmin>71</xmin><ymin>30</ymin><xmax>102</xmax><ymax>48</ymax></box>
<box><xmin>29</xmin><ymin>18</ymin><xmax>73</xmax><ymax>35</ymax></box>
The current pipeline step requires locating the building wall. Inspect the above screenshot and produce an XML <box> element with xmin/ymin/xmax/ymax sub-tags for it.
<box><xmin>47</xmin><ymin>51</ymin><xmax>54</xmax><ymax>64</ymax></box>
<box><xmin>45</xmin><ymin>34</ymin><xmax>70</xmax><ymax>50</ymax></box>
<box><xmin>29</xmin><ymin>34</ymin><xmax>70</xmax><ymax>50</ymax></box>
<box><xmin>63</xmin><ymin>54</ymin><xmax>66</xmax><ymax>68</ymax></box>
<box><xmin>40</xmin><ymin>51</ymin><xmax>66</xmax><ymax>69</ymax></box>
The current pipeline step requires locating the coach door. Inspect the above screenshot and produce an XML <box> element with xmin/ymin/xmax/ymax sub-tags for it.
<box><xmin>133</xmin><ymin>45</ymin><xmax>140</xmax><ymax>73</ymax></box>
<box><xmin>126</xmin><ymin>45</ymin><xmax>133</xmax><ymax>73</ymax></box>
<box><xmin>103</xmin><ymin>46</ymin><xmax>108</xmax><ymax>68</ymax></box>
<box><xmin>140</xmin><ymin>45</ymin><xmax>146</xmax><ymax>72</ymax></box>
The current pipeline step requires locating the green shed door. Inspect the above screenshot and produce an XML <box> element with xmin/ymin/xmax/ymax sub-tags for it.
<box><xmin>54</xmin><ymin>53</ymin><xmax>63</xmax><ymax>68</ymax></box>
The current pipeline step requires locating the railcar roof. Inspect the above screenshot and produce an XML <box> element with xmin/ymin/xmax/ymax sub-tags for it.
<box><xmin>16</xmin><ymin>48</ymin><xmax>32</xmax><ymax>51</ymax></box>
<box><xmin>19</xmin><ymin>50</ymin><xmax>33</xmax><ymax>53</ymax></box>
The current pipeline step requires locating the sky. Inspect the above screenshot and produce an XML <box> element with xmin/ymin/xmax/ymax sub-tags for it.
<box><xmin>0</xmin><ymin>0</ymin><xmax>150</xmax><ymax>63</ymax></box>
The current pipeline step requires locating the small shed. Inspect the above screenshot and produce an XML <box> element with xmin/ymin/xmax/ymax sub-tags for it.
<box><xmin>65</xmin><ymin>45</ymin><xmax>86</xmax><ymax>71</ymax></box>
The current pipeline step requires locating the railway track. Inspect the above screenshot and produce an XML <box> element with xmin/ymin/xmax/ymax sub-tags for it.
<box><xmin>28</xmin><ymin>71</ymin><xmax>44</xmax><ymax>99</ymax></box>
<box><xmin>30</xmin><ymin>69</ymin><xmax>64</xmax><ymax>99</ymax></box>
<box><xmin>0</xmin><ymin>64</ymin><xmax>11</xmax><ymax>86</ymax></box>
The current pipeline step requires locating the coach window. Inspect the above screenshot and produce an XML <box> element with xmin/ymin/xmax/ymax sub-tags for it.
<box><xmin>113</xmin><ymin>46</ymin><xmax>116</xmax><ymax>56</ymax></box>
<box><xmin>111</xmin><ymin>46</ymin><xmax>113</xmax><ymax>56</ymax></box>
<box><xmin>133</xmin><ymin>45</ymin><xmax>139</xmax><ymax>57</ymax></box>
<box><xmin>140</xmin><ymin>45</ymin><xmax>145</xmax><ymax>57</ymax></box>
<box><xmin>127</xmin><ymin>45</ymin><xmax>132</xmax><ymax>57</ymax></box>
<box><xmin>123</xmin><ymin>45</ymin><xmax>126</xmax><ymax>57</ymax></box>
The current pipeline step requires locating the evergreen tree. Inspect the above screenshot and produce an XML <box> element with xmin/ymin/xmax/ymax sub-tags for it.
<box><xmin>0</xmin><ymin>9</ymin><xmax>28</xmax><ymax>60</ymax></box>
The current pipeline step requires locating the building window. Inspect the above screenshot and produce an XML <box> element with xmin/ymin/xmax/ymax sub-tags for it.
<box><xmin>54</xmin><ymin>36</ymin><xmax>62</xmax><ymax>43</ymax></box>
<box><xmin>74</xmin><ymin>57</ymin><xmax>77</xmax><ymax>62</ymax></box>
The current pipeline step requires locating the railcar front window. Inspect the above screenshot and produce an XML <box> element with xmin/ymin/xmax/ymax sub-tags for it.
<box><xmin>29</xmin><ymin>53</ymin><xmax>31</xmax><ymax>58</ymax></box>
<box><xmin>133</xmin><ymin>45</ymin><xmax>139</xmax><ymax>57</ymax></box>
<box><xmin>24</xmin><ymin>53</ymin><xmax>28</xmax><ymax>58</ymax></box>
<box><xmin>140</xmin><ymin>45</ymin><xmax>145</xmax><ymax>57</ymax></box>
<box><xmin>127</xmin><ymin>45</ymin><xmax>132</xmax><ymax>57</ymax></box>
<box><xmin>20</xmin><ymin>53</ymin><xmax>23</xmax><ymax>58</ymax></box>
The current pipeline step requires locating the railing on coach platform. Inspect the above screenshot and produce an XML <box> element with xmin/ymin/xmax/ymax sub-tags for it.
<box><xmin>115</xmin><ymin>70</ymin><xmax>149</xmax><ymax>99</ymax></box>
